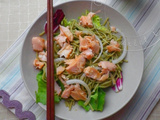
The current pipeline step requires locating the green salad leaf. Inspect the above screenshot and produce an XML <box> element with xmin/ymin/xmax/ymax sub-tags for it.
<box><xmin>78</xmin><ymin>88</ymin><xmax>106</xmax><ymax>111</ymax></box>
<box><xmin>35</xmin><ymin>70</ymin><xmax>61</xmax><ymax>105</ymax></box>
<box><xmin>54</xmin><ymin>93</ymin><xmax>61</xmax><ymax>103</ymax></box>
<box><xmin>35</xmin><ymin>70</ymin><xmax>47</xmax><ymax>105</ymax></box>
<box><xmin>92</xmin><ymin>15</ymin><xmax>108</xmax><ymax>32</ymax></box>
<box><xmin>78</xmin><ymin>100</ymin><xmax>91</xmax><ymax>111</ymax></box>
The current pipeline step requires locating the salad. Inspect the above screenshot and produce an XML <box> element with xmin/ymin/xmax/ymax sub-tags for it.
<box><xmin>31</xmin><ymin>9</ymin><xmax>127</xmax><ymax>112</ymax></box>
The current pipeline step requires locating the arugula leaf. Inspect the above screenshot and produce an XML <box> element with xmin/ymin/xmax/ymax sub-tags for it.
<box><xmin>78</xmin><ymin>88</ymin><xmax>106</xmax><ymax>112</ymax></box>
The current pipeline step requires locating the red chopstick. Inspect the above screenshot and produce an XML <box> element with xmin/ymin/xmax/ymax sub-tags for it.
<box><xmin>47</xmin><ymin>0</ymin><xmax>55</xmax><ymax>119</ymax></box>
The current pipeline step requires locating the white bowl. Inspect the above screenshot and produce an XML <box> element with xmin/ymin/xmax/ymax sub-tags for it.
<box><xmin>20</xmin><ymin>1</ymin><xmax>144</xmax><ymax>120</ymax></box>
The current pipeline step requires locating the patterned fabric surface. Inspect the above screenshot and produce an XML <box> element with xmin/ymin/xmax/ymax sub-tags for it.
<box><xmin>0</xmin><ymin>0</ymin><xmax>160</xmax><ymax>120</ymax></box>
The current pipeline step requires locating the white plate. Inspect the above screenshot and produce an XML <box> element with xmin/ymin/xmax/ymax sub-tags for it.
<box><xmin>20</xmin><ymin>1</ymin><xmax>144</xmax><ymax>120</ymax></box>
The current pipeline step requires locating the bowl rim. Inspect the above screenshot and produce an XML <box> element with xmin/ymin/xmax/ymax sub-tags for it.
<box><xmin>20</xmin><ymin>0</ymin><xmax>144</xmax><ymax>119</ymax></box>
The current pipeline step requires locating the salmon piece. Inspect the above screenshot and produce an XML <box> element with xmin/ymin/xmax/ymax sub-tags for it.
<box><xmin>71</xmin><ymin>84</ymin><xmax>87</xmax><ymax>101</ymax></box>
<box><xmin>58</xmin><ymin>75</ymin><xmax>67</xmax><ymax>86</ymax></box>
<box><xmin>60</xmin><ymin>25</ymin><xmax>73</xmax><ymax>42</ymax></box>
<box><xmin>79</xmin><ymin>35</ymin><xmax>100</xmax><ymax>54</ymax></box>
<box><xmin>75</xmin><ymin>30</ymin><xmax>82</xmax><ymax>37</ymax></box>
<box><xmin>86</xmin><ymin>35</ymin><xmax>100</xmax><ymax>54</ymax></box>
<box><xmin>79</xmin><ymin>12</ymin><xmax>95</xmax><ymax>28</ymax></box>
<box><xmin>101</xmin><ymin>68</ymin><xmax>109</xmax><ymax>75</ymax></box>
<box><xmin>61</xmin><ymin>74</ymin><xmax>69</xmax><ymax>81</ymax></box>
<box><xmin>99</xmin><ymin>73</ymin><xmax>109</xmax><ymax>82</ymax></box>
<box><xmin>33</xmin><ymin>58</ymin><xmax>45</xmax><ymax>69</ymax></box>
<box><xmin>81</xmin><ymin>49</ymin><xmax>94</xmax><ymax>60</ymax></box>
<box><xmin>38</xmin><ymin>51</ymin><xmax>47</xmax><ymax>62</ymax></box>
<box><xmin>111</xmin><ymin>26</ymin><xmax>116</xmax><ymax>32</ymax></box>
<box><xmin>45</xmin><ymin>41</ymin><xmax>47</xmax><ymax>50</ymax></box>
<box><xmin>106</xmin><ymin>40</ymin><xmax>121</xmax><ymax>52</ymax></box>
<box><xmin>84</xmin><ymin>66</ymin><xmax>109</xmax><ymax>82</ymax></box>
<box><xmin>88</xmin><ymin>12</ymin><xmax>96</xmax><ymax>18</ymax></box>
<box><xmin>64</xmin><ymin>59</ymin><xmax>75</xmax><ymax>65</ymax></box>
<box><xmin>54</xmin><ymin>35</ymin><xmax>67</xmax><ymax>47</ymax></box>
<box><xmin>57</xmin><ymin>66</ymin><xmax>65</xmax><ymax>75</ymax></box>
<box><xmin>98</xmin><ymin>61</ymin><xmax>117</xmax><ymax>71</ymax></box>
<box><xmin>84</xmin><ymin>67</ymin><xmax>101</xmax><ymax>80</ymax></box>
<box><xmin>61</xmin><ymin>85</ymin><xmax>74</xmax><ymax>99</ymax></box>
<box><xmin>57</xmin><ymin>43</ymin><xmax>73</xmax><ymax>58</ymax></box>
<box><xmin>55</xmin><ymin>81</ymin><xmax>62</xmax><ymax>95</ymax></box>
<box><xmin>32</xmin><ymin>37</ymin><xmax>45</xmax><ymax>52</ymax></box>
<box><xmin>99</xmin><ymin>69</ymin><xmax>110</xmax><ymax>82</ymax></box>
<box><xmin>79</xmin><ymin>35</ymin><xmax>90</xmax><ymax>51</ymax></box>
<box><xmin>65</xmin><ymin>55</ymin><xmax>86</xmax><ymax>74</ymax></box>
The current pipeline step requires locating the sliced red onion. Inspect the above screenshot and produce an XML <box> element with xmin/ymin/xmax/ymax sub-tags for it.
<box><xmin>44</xmin><ymin>9</ymin><xmax>65</xmax><ymax>33</ymax></box>
<box><xmin>112</xmin><ymin>29</ymin><xmax>127</xmax><ymax>64</ymax></box>
<box><xmin>112</xmin><ymin>84</ymin><xmax>119</xmax><ymax>92</ymax></box>
<box><xmin>112</xmin><ymin>72</ymin><xmax>123</xmax><ymax>92</ymax></box>
<box><xmin>66</xmin><ymin>79</ymin><xmax>91</xmax><ymax>105</ymax></box>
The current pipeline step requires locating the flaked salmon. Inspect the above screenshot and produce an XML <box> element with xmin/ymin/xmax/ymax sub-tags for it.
<box><xmin>33</xmin><ymin>58</ymin><xmax>45</xmax><ymax>69</ymax></box>
<box><xmin>111</xmin><ymin>26</ymin><xmax>116</xmax><ymax>32</ymax></box>
<box><xmin>71</xmin><ymin>84</ymin><xmax>87</xmax><ymax>101</ymax></box>
<box><xmin>64</xmin><ymin>59</ymin><xmax>75</xmax><ymax>65</ymax></box>
<box><xmin>32</xmin><ymin>37</ymin><xmax>45</xmax><ymax>52</ymax></box>
<box><xmin>98</xmin><ymin>61</ymin><xmax>117</xmax><ymax>71</ymax></box>
<box><xmin>79</xmin><ymin>35</ymin><xmax>89</xmax><ymax>51</ymax></box>
<box><xmin>38</xmin><ymin>51</ymin><xmax>47</xmax><ymax>62</ymax></box>
<box><xmin>61</xmin><ymin>84</ymin><xmax>87</xmax><ymax>101</ymax></box>
<box><xmin>79</xmin><ymin>35</ymin><xmax>100</xmax><ymax>55</ymax></box>
<box><xmin>57</xmin><ymin>43</ymin><xmax>73</xmax><ymax>58</ymax></box>
<box><xmin>79</xmin><ymin>12</ymin><xmax>95</xmax><ymax>28</ymax></box>
<box><xmin>84</xmin><ymin>67</ymin><xmax>101</xmax><ymax>80</ymax></box>
<box><xmin>106</xmin><ymin>40</ymin><xmax>121</xmax><ymax>52</ymax></box>
<box><xmin>61</xmin><ymin>85</ymin><xmax>74</xmax><ymax>99</ymax></box>
<box><xmin>84</xmin><ymin>66</ymin><xmax>109</xmax><ymax>82</ymax></box>
<box><xmin>54</xmin><ymin>35</ymin><xmax>67</xmax><ymax>47</ymax></box>
<box><xmin>99</xmin><ymin>69</ymin><xmax>110</xmax><ymax>82</ymax></box>
<box><xmin>55</xmin><ymin>81</ymin><xmax>62</xmax><ymax>95</ymax></box>
<box><xmin>57</xmin><ymin>66</ymin><xmax>65</xmax><ymax>75</ymax></box>
<box><xmin>58</xmin><ymin>74</ymin><xmax>68</xmax><ymax>86</ymax></box>
<box><xmin>65</xmin><ymin>55</ymin><xmax>86</xmax><ymax>74</ymax></box>
<box><xmin>87</xmin><ymin>35</ymin><xmax>100</xmax><ymax>54</ymax></box>
<box><xmin>81</xmin><ymin>49</ymin><xmax>94</xmax><ymax>60</ymax></box>
<box><xmin>60</xmin><ymin>25</ymin><xmax>73</xmax><ymax>42</ymax></box>
<box><xmin>75</xmin><ymin>30</ymin><xmax>82</xmax><ymax>37</ymax></box>
<box><xmin>99</xmin><ymin>73</ymin><xmax>109</xmax><ymax>82</ymax></box>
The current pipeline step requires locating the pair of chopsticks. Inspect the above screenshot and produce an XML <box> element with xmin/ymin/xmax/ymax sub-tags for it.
<box><xmin>47</xmin><ymin>0</ymin><xmax>55</xmax><ymax>119</ymax></box>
